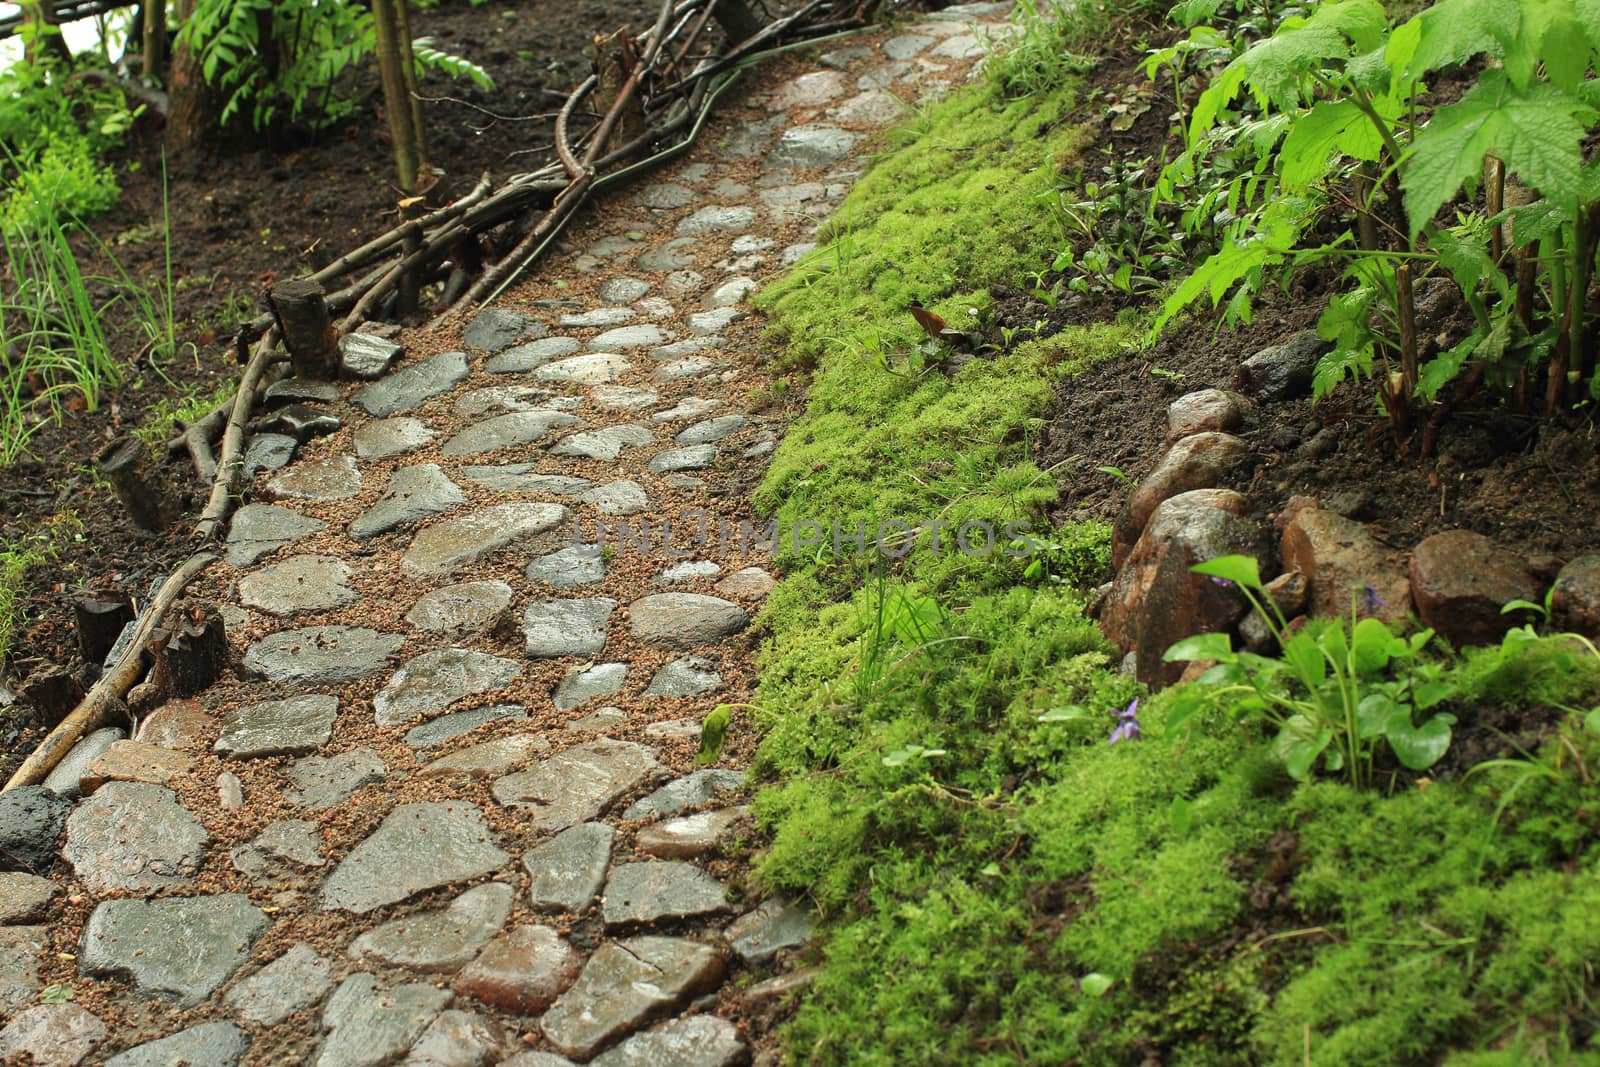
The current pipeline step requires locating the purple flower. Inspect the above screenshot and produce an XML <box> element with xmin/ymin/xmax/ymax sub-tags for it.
<box><xmin>1109</xmin><ymin>698</ymin><xmax>1141</xmax><ymax>746</ymax></box>
<box><xmin>1362</xmin><ymin>584</ymin><xmax>1385</xmax><ymax>613</ymax></box>
<box><xmin>1210</xmin><ymin>576</ymin><xmax>1235</xmax><ymax>589</ymax></box>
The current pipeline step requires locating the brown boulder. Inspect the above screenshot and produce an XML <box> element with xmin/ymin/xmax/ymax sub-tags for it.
<box><xmin>79</xmin><ymin>741</ymin><xmax>196</xmax><ymax>796</ymax></box>
<box><xmin>1407</xmin><ymin>530</ymin><xmax>1540</xmax><ymax>646</ymax></box>
<box><xmin>1165</xmin><ymin>389</ymin><xmax>1248</xmax><ymax>444</ymax></box>
<box><xmin>1280</xmin><ymin>509</ymin><xmax>1410</xmax><ymax>624</ymax></box>
<box><xmin>1101</xmin><ymin>488</ymin><xmax>1270</xmax><ymax>689</ymax></box>
<box><xmin>1552</xmin><ymin>555</ymin><xmax>1600</xmax><ymax>636</ymax></box>
<box><xmin>1113</xmin><ymin>432</ymin><xmax>1251</xmax><ymax>568</ymax></box>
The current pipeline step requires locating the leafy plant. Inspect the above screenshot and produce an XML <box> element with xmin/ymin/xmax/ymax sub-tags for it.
<box><xmin>1163</xmin><ymin>555</ymin><xmax>1457</xmax><ymax>787</ymax></box>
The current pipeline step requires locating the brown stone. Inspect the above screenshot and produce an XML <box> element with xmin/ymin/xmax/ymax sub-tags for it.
<box><xmin>1114</xmin><ymin>433</ymin><xmax>1251</xmax><ymax>568</ymax></box>
<box><xmin>79</xmin><ymin>740</ymin><xmax>196</xmax><ymax>795</ymax></box>
<box><xmin>0</xmin><ymin>872</ymin><xmax>57</xmax><ymax>923</ymax></box>
<box><xmin>1263</xmin><ymin>571</ymin><xmax>1308</xmax><ymax>618</ymax></box>
<box><xmin>455</xmin><ymin>925</ymin><xmax>582</xmax><ymax>1014</ymax></box>
<box><xmin>635</xmin><ymin>807</ymin><xmax>748</xmax><ymax>860</ymax></box>
<box><xmin>1100</xmin><ymin>489</ymin><xmax>1269</xmax><ymax>689</ymax></box>
<box><xmin>1165</xmin><ymin>389</ymin><xmax>1247</xmax><ymax>444</ymax></box>
<box><xmin>1409</xmin><ymin>530</ymin><xmax>1541</xmax><ymax>647</ymax></box>
<box><xmin>0</xmin><ymin>1003</ymin><xmax>106</xmax><ymax>1066</ymax></box>
<box><xmin>1280</xmin><ymin>508</ymin><xmax>1410</xmax><ymax>624</ymax></box>
<box><xmin>135</xmin><ymin>700</ymin><xmax>213</xmax><ymax>751</ymax></box>
<box><xmin>1552</xmin><ymin>555</ymin><xmax>1600</xmax><ymax>636</ymax></box>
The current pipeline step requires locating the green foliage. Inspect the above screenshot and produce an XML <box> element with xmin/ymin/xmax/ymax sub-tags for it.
<box><xmin>1165</xmin><ymin>556</ymin><xmax>1457</xmax><ymax>786</ymax></box>
<box><xmin>0</xmin><ymin>512</ymin><xmax>82</xmax><ymax>666</ymax></box>
<box><xmin>0</xmin><ymin>59</ymin><xmax>133</xmax><ymax>233</ymax></box>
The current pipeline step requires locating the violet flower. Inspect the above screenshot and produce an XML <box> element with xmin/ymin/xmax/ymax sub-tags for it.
<box><xmin>1109</xmin><ymin>698</ymin><xmax>1141</xmax><ymax>746</ymax></box>
<box><xmin>1362</xmin><ymin>584</ymin><xmax>1385</xmax><ymax>613</ymax></box>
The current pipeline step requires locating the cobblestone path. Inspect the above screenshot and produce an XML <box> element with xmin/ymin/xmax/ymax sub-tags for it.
<box><xmin>0</xmin><ymin>7</ymin><xmax>1010</xmax><ymax>1063</ymax></box>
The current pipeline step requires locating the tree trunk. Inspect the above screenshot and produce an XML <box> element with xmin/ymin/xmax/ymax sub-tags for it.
<box><xmin>142</xmin><ymin>0</ymin><xmax>167</xmax><ymax>84</ymax></box>
<box><xmin>74</xmin><ymin>592</ymin><xmax>136</xmax><ymax>667</ymax></box>
<box><xmin>372</xmin><ymin>0</ymin><xmax>423</xmax><ymax>192</ymax></box>
<box><xmin>96</xmin><ymin>437</ymin><xmax>177</xmax><ymax>532</ymax></box>
<box><xmin>149</xmin><ymin>602</ymin><xmax>227</xmax><ymax>699</ymax></box>
<box><xmin>266</xmin><ymin>278</ymin><xmax>339</xmax><ymax>380</ymax></box>
<box><xmin>20</xmin><ymin>1</ymin><xmax>72</xmax><ymax>65</ymax></box>
<box><xmin>165</xmin><ymin>0</ymin><xmax>224</xmax><ymax>152</ymax></box>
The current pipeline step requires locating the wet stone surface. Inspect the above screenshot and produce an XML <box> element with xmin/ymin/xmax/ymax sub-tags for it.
<box><xmin>493</xmin><ymin>740</ymin><xmax>662</xmax><ymax>834</ymax></box>
<box><xmin>373</xmin><ymin>648</ymin><xmax>523</xmax><ymax>727</ymax></box>
<box><xmin>321</xmin><ymin>802</ymin><xmax>510</xmax><ymax>914</ymax></box>
<box><xmin>63</xmin><ymin>782</ymin><xmax>209</xmax><ymax>893</ymax></box>
<box><xmin>225</xmin><ymin>504</ymin><xmax>327</xmax><ymax>568</ymax></box>
<box><xmin>238</xmin><ymin>554</ymin><xmax>358</xmax><ymax>615</ymax></box>
<box><xmin>601</xmin><ymin>861</ymin><xmax>727</xmax><ymax>926</ymax></box>
<box><xmin>215</xmin><ymin>694</ymin><xmax>338</xmax><ymax>758</ymax></box>
<box><xmin>243</xmin><ymin>626</ymin><xmax>404</xmax><ymax>684</ymax></box>
<box><xmin>287</xmin><ymin>748</ymin><xmax>387</xmax><ymax>809</ymax></box>
<box><xmin>406</xmin><ymin>580</ymin><xmax>516</xmax><ymax>636</ymax></box>
<box><xmin>523</xmin><ymin>822</ymin><xmax>615</xmax><ymax>913</ymax></box>
<box><xmin>80</xmin><ymin>894</ymin><xmax>267</xmax><ymax>1006</ymax></box>
<box><xmin>350</xmin><ymin>882</ymin><xmax>515</xmax><ymax>972</ymax></box>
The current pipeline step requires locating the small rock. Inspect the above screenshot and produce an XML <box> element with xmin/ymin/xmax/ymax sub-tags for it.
<box><xmin>243</xmin><ymin>626</ymin><xmax>403</xmax><ymax>684</ymax></box>
<box><xmin>580</xmin><ymin>481</ymin><xmax>649</xmax><ymax>516</ymax></box>
<box><xmin>553</xmin><ymin>425</ymin><xmax>655</xmax><ymax>461</ymax></box>
<box><xmin>1234</xmin><ymin>331</ymin><xmax>1330</xmax><ymax>401</ymax></box>
<box><xmin>569</xmin><ymin>706</ymin><xmax>628</xmax><ymax>731</ymax></box>
<box><xmin>537</xmin><ymin>353</ymin><xmax>634</xmax><ymax>385</ymax></box>
<box><xmin>354</xmin><ymin>351</ymin><xmax>470</xmax><ymax>416</ymax></box>
<box><xmin>403</xmin><ymin>1009</ymin><xmax>508</xmax><ymax>1067</ymax></box>
<box><xmin>239</xmin><ymin>554</ymin><xmax>359</xmax><ymax>614</ymax></box>
<box><xmin>771</xmin><ymin>124</ymin><xmax>859</xmax><ymax>168</ymax></box>
<box><xmin>522</xmin><ymin>598</ymin><xmax>618</xmax><ymax>658</ymax></box>
<box><xmin>1552</xmin><ymin>555</ymin><xmax>1600</xmax><ymax>635</ymax></box>
<box><xmin>405</xmin><ymin>705</ymin><xmax>527</xmax><ymax>748</ymax></box>
<box><xmin>421</xmin><ymin>736</ymin><xmax>548</xmax><ymax>780</ymax></box>
<box><xmin>265</xmin><ymin>378</ymin><xmax>339</xmax><ymax>408</ymax></box>
<box><xmin>401</xmin><ymin>503</ymin><xmax>568</xmax><ymax>578</ymax></box>
<box><xmin>561</xmin><ymin>307</ymin><xmax>637</xmax><ymax>329</ymax></box>
<box><xmin>629</xmin><ymin>594</ymin><xmax>748</xmax><ymax>648</ymax></box>
<box><xmin>653</xmin><ymin>357</ymin><xmax>724</xmax><ymax>383</ymax></box>
<box><xmin>882</xmin><ymin>33</ymin><xmax>935</xmax><ymax>59</ymax></box>
<box><xmin>638</xmin><ymin>238</ymin><xmax>699</xmax><ymax>272</ymax></box>
<box><xmin>539</xmin><ymin>937</ymin><xmax>724</xmax><ymax>1060</ymax></box>
<box><xmin>407</xmin><ymin>580</ymin><xmax>516</xmax><ymax>637</ymax></box>
<box><xmin>340</xmin><ymin>332</ymin><xmax>403</xmax><ymax>378</ymax></box>
<box><xmin>217</xmin><ymin>771</ymin><xmax>244</xmax><ymax>809</ymax></box>
<box><xmin>643</xmin><ymin>719</ymin><xmax>703</xmax><ymax>742</ymax></box>
<box><xmin>528</xmin><ymin>546</ymin><xmax>606</xmax><ymax>589</ymax></box>
<box><xmin>268</xmin><ymin>455</ymin><xmax>361</xmax><ymax>501</ymax></box>
<box><xmin>1166</xmin><ymin>389</ymin><xmax>1248</xmax><ymax>444</ymax></box>
<box><xmin>225</xmin><ymin>504</ymin><xmax>326</xmax><ymax>568</ymax></box>
<box><xmin>350</xmin><ymin>882</ymin><xmax>515</xmax><ymax>973</ymax></box>
<box><xmin>636</xmin><ymin>808</ymin><xmax>747</xmax><ymax>860</ymax></box>
<box><xmin>41</xmin><ymin>727</ymin><xmax>123</xmax><ymax>799</ymax></box>
<box><xmin>648</xmin><ymin>445</ymin><xmax>718</xmax><ymax>472</ymax></box>
<box><xmin>553</xmin><ymin>663</ymin><xmax>628</xmax><ymax>711</ymax></box>
<box><xmin>1409</xmin><ymin>530</ymin><xmax>1541</xmax><ymax>647</ymax></box>
<box><xmin>769</xmin><ymin>68</ymin><xmax>848</xmax><ymax>108</ymax></box>
<box><xmin>677</xmin><ymin>416</ymin><xmax>748</xmax><ymax>444</ymax></box>
<box><xmin>374</xmin><ymin>648</ymin><xmax>522</xmax><ymax>728</ymax></box>
<box><xmin>441</xmin><ymin>410</ymin><xmax>582</xmax><ymax>459</ymax></box>
<box><xmin>354</xmin><ymin>417</ymin><xmax>435</xmax><ymax>459</ymax></box>
<box><xmin>0</xmin><ymin>871</ymin><xmax>57</xmax><ymax>923</ymax></box>
<box><xmin>715</xmin><ymin>567</ymin><xmax>776</xmax><ymax>599</ymax></box>
<box><xmin>664</xmin><ymin>270</ymin><xmax>705</xmax><ymax>296</ymax></box>
<box><xmin>644</xmin><ymin>656</ymin><xmax>722</xmax><ymax>698</ymax></box>
<box><xmin>454</xmin><ymin>925</ymin><xmax>582</xmax><ymax>1014</ymax></box>
<box><xmin>321</xmin><ymin>803</ymin><xmax>510</xmax><ymax>914</ymax></box>
<box><xmin>590</xmin><ymin>324</ymin><xmax>673</xmax><ymax>351</ymax></box>
<box><xmin>287</xmin><ymin>749</ymin><xmax>386</xmax><ymax>809</ymax></box>
<box><xmin>687</xmin><ymin>307</ymin><xmax>742</xmax><ymax>336</ymax></box>
<box><xmin>676</xmin><ymin>206</ymin><xmax>757</xmax><ymax>235</ymax></box>
<box><xmin>1115</xmin><ymin>432</ymin><xmax>1251</xmax><ymax>567</ymax></box>
<box><xmin>465</xmin><ymin>309</ymin><xmax>545</xmax><ymax>353</ymax></box>
<box><xmin>79</xmin><ymin>740</ymin><xmax>194</xmax><ymax>795</ymax></box>
<box><xmin>591</xmin><ymin>385</ymin><xmax>660</xmax><ymax>412</ymax></box>
<box><xmin>459</xmin><ymin>466</ymin><xmax>591</xmax><ymax>495</ymax></box>
<box><xmin>0</xmin><ymin>1004</ymin><xmax>106</xmax><ymax>1067</ymax></box>
<box><xmin>653</xmin><ymin>397</ymin><xmax>723</xmax><ymax>424</ymax></box>
<box><xmin>657</xmin><ymin>561</ymin><xmax>720</xmax><ymax>584</ymax></box>
<box><xmin>215</xmin><ymin>694</ymin><xmax>338</xmax><ymax>758</ymax></box>
<box><xmin>0</xmin><ymin>925</ymin><xmax>44</xmax><ymax>1013</ymax></box>
<box><xmin>636</xmin><ymin>183</ymin><xmax>694</xmax><ymax>210</ymax></box>
<box><xmin>244</xmin><ymin>432</ymin><xmax>297</xmax><ymax>475</ymax></box>
<box><xmin>103</xmin><ymin>1023</ymin><xmax>249</xmax><ymax>1067</ymax></box>
<box><xmin>493</xmin><ymin>740</ymin><xmax>663</xmax><ymax>833</ymax></box>
<box><xmin>589</xmin><ymin>1015</ymin><xmax>744</xmax><ymax>1067</ymax></box>
<box><xmin>79</xmin><ymin>895</ymin><xmax>266</xmax><ymax>1006</ymax></box>
<box><xmin>623</xmin><ymin>770</ymin><xmax>744</xmax><ymax>821</ymax></box>
<box><xmin>600</xmin><ymin>278</ymin><xmax>652</xmax><ymax>304</ymax></box>
<box><xmin>63</xmin><ymin>782</ymin><xmax>207</xmax><ymax>892</ymax></box>
<box><xmin>486</xmin><ymin>336</ymin><xmax>583</xmax><ymax>374</ymax></box>
<box><xmin>1281</xmin><ymin>508</ymin><xmax>1411</xmax><ymax>624</ymax></box>
<box><xmin>726</xmin><ymin>897</ymin><xmax>815</xmax><ymax>962</ymax></box>
<box><xmin>257</xmin><ymin>404</ymin><xmax>341</xmax><ymax>442</ymax></box>
<box><xmin>523</xmin><ymin>822</ymin><xmax>614</xmax><ymax>913</ymax></box>
<box><xmin>317</xmin><ymin>973</ymin><xmax>450</xmax><ymax>1067</ymax></box>
<box><xmin>225</xmin><ymin>943</ymin><xmax>333</xmax><ymax>1026</ymax></box>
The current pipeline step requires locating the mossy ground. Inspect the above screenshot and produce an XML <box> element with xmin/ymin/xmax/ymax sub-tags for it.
<box><xmin>748</xmin><ymin>14</ymin><xmax>1600</xmax><ymax>1067</ymax></box>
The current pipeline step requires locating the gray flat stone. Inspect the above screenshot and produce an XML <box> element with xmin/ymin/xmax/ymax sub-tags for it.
<box><xmin>552</xmin><ymin>663</ymin><xmax>628</xmax><ymax>711</ymax></box>
<box><xmin>225</xmin><ymin>943</ymin><xmax>333</xmax><ymax>1026</ymax></box>
<box><xmin>265</xmin><ymin>378</ymin><xmax>339</xmax><ymax>407</ymax></box>
<box><xmin>628</xmin><ymin>593</ymin><xmax>747</xmax><ymax>648</ymax></box>
<box><xmin>80</xmin><ymin>895</ymin><xmax>267</xmax><ymax>1006</ymax></box>
<box><xmin>580</xmin><ymin>480</ymin><xmax>649</xmax><ymax>516</ymax></box>
<box><xmin>590</xmin><ymin>1015</ymin><xmax>743</xmax><ymax>1067</ymax></box>
<box><xmin>456</xmin><ymin>385</ymin><xmax>578</xmax><ymax>418</ymax></box>
<box><xmin>486</xmin><ymin>336</ymin><xmax>582</xmax><ymax>373</ymax></box>
<box><xmin>590</xmin><ymin>388</ymin><xmax>659</xmax><ymax>416</ymax></box>
<box><xmin>340</xmin><ymin>332</ymin><xmax>403</xmax><ymax>379</ymax></box>
<box><xmin>226</xmin><ymin>504</ymin><xmax>326</xmax><ymax>567</ymax></box>
<box><xmin>63</xmin><ymin>782</ymin><xmax>207</xmax><ymax>893</ymax></box>
<box><xmin>782</xmin><ymin>241</ymin><xmax>818</xmax><ymax>264</ymax></box>
<box><xmin>354</xmin><ymin>352</ymin><xmax>470</xmax><ymax>416</ymax></box>
<box><xmin>820</xmin><ymin>42</ymin><xmax>874</xmax><ymax>67</ymax></box>
<box><xmin>857</xmin><ymin>61</ymin><xmax>912</xmax><ymax>90</ymax></box>
<box><xmin>637</xmin><ymin>238</ymin><xmax>699</xmax><ymax>272</ymax></box>
<box><xmin>540</xmin><ymin>937</ymin><xmax>723</xmax><ymax>1060</ymax></box>
<box><xmin>570</xmin><ymin>706</ymin><xmax>629</xmax><ymax>732</ymax></box>
<box><xmin>441</xmin><ymin>410</ymin><xmax>582</xmax><ymax>458</ymax></box>
<box><xmin>653</xmin><ymin>357</ymin><xmax>723</xmax><ymax>383</ymax></box>
<box><xmin>322</xmin><ymin>802</ymin><xmax>511</xmax><ymax>914</ymax></box>
<box><xmin>600</xmin><ymin>278</ymin><xmax>651</xmax><ymax>303</ymax></box>
<box><xmin>41</xmin><ymin>729</ymin><xmax>122</xmax><ymax>800</ymax></box>
<box><xmin>421</xmin><ymin>735</ymin><xmax>548</xmax><ymax>780</ymax></box>
<box><xmin>317</xmin><ymin>974</ymin><xmax>450</xmax><ymax>1067</ymax></box>
<box><xmin>715</xmin><ymin>567</ymin><xmax>776</xmax><ymax>599</ymax></box>
<box><xmin>644</xmin><ymin>656</ymin><xmax>722</xmax><ymax>698</ymax></box>
<box><xmin>623</xmin><ymin>770</ymin><xmax>744</xmax><ymax>821</ymax></box>
<box><xmin>401</xmin><ymin>503</ymin><xmax>568</xmax><ymax>578</ymax></box>
<box><xmin>257</xmin><ymin>404</ymin><xmax>341</xmax><ymax>443</ymax></box>
<box><xmin>354</xmin><ymin>417</ymin><xmax>435</xmax><ymax>459</ymax></box>
<box><xmin>586</xmin><ymin>235</ymin><xmax>643</xmax><ymax>259</ymax></box>
<box><xmin>705</xmin><ymin>278</ymin><xmax>756</xmax><ymax>308</ymax></box>
<box><xmin>239</xmin><ymin>554</ymin><xmax>358</xmax><ymax>615</ymax></box>
<box><xmin>454</xmin><ymin>926</ymin><xmax>583</xmax><ymax>1015</ymax></box>
<box><xmin>405</xmin><ymin>705</ymin><xmax>526</xmax><ymax>748</ymax></box>
<box><xmin>492</xmin><ymin>740</ymin><xmax>662</xmax><ymax>833</ymax></box>
<box><xmin>231</xmin><ymin>817</ymin><xmax>326</xmax><ymax>880</ymax></box>
<box><xmin>769</xmin><ymin>68</ymin><xmax>848</xmax><ymax>108</ymax></box>
<box><xmin>650</xmin><ymin>337</ymin><xmax>721</xmax><ymax>362</ymax></box>
<box><xmin>243</xmin><ymin>626</ymin><xmax>403</xmax><ymax>684</ymax></box>
<box><xmin>0</xmin><ymin>926</ymin><xmax>44</xmax><ymax>1015</ymax></box>
<box><xmin>406</xmin><ymin>580</ymin><xmax>515</xmax><ymax>636</ymax></box>
<box><xmin>269</xmin><ymin>455</ymin><xmax>361</xmax><ymax>501</ymax></box>
<box><xmin>527</xmin><ymin>545</ymin><xmax>606</xmax><ymax>589</ymax></box>
<box><xmin>523</xmin><ymin>822</ymin><xmax>614</xmax><ymax>913</ymax></box>
<box><xmin>459</xmin><ymin>466</ymin><xmax>591</xmax><ymax>495</ymax></box>
<box><xmin>772</xmin><ymin>124</ymin><xmax>859</xmax><ymax>168</ymax></box>
<box><xmin>636</xmin><ymin>183</ymin><xmax>694</xmax><ymax>210</ymax></box>
<box><xmin>244</xmin><ymin>432</ymin><xmax>297</xmax><ymax>475</ymax></box>
<box><xmin>636</xmin><ymin>808</ymin><xmax>747</xmax><ymax>860</ymax></box>
<box><xmin>931</xmin><ymin>32</ymin><xmax>983</xmax><ymax>58</ymax></box>
<box><xmin>647</xmin><ymin>445</ymin><xmax>718</xmax><ymax>473</ymax></box>
<box><xmin>105</xmin><ymin>1023</ymin><xmax>249</xmax><ymax>1067</ymax></box>
<box><xmin>687</xmin><ymin>307</ymin><xmax>742</xmax><ymax>336</ymax></box>
<box><xmin>677</xmin><ymin>416</ymin><xmax>748</xmax><ymax>444</ymax></box>
<box><xmin>657</xmin><ymin>561</ymin><xmax>720</xmax><ymax>583</ymax></box>
<box><xmin>287</xmin><ymin>748</ymin><xmax>386</xmax><ymax>809</ymax></box>
<box><xmin>523</xmin><ymin>597</ymin><xmax>617</xmax><ymax>658</ymax></box>
<box><xmin>883</xmin><ymin>32</ymin><xmax>935</xmax><ymax>59</ymax></box>
<box><xmin>465</xmin><ymin>309</ymin><xmax>545</xmax><ymax>353</ymax></box>
<box><xmin>215</xmin><ymin>694</ymin><xmax>338</xmax><ymax>758</ymax></box>
<box><xmin>403</xmin><ymin>1010</ymin><xmax>509</xmax><ymax>1067</ymax></box>
<box><xmin>664</xmin><ymin>270</ymin><xmax>705</xmax><ymax>295</ymax></box>
<box><xmin>830</xmin><ymin>88</ymin><xmax>903</xmax><ymax>125</ymax></box>
<box><xmin>676</xmin><ymin>206</ymin><xmax>756</xmax><ymax>235</ymax></box>
<box><xmin>0</xmin><ymin>1005</ymin><xmax>106</xmax><ymax>1067</ymax></box>
<box><xmin>536</xmin><ymin>354</ymin><xmax>632</xmax><ymax>384</ymax></box>
<box><xmin>0</xmin><ymin>872</ymin><xmax>56</xmax><ymax>923</ymax></box>
<box><xmin>726</xmin><ymin>897</ymin><xmax>816</xmax><ymax>962</ymax></box>
<box><xmin>602</xmin><ymin>861</ymin><xmax>726</xmax><ymax>926</ymax></box>
<box><xmin>350</xmin><ymin>882</ymin><xmax>515</xmax><ymax>972</ymax></box>
<box><xmin>639</xmin><ymin>296</ymin><xmax>677</xmax><ymax>318</ymax></box>
<box><xmin>561</xmin><ymin>307</ymin><xmax>636</xmax><ymax>329</ymax></box>
<box><xmin>590</xmin><ymin>324</ymin><xmax>672</xmax><ymax>351</ymax></box>
<box><xmin>553</xmin><ymin>425</ymin><xmax>654</xmax><ymax>461</ymax></box>
<box><xmin>374</xmin><ymin>648</ymin><xmax>523</xmax><ymax>728</ymax></box>
<box><xmin>715</xmin><ymin>115</ymin><xmax>785</xmax><ymax>158</ymax></box>
<box><xmin>652</xmin><ymin>397</ymin><xmax>722</xmax><ymax>424</ymax></box>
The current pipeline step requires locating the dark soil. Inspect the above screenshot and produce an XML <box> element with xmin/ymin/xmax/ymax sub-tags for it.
<box><xmin>0</xmin><ymin>0</ymin><xmax>666</xmax><ymax>764</ymax></box>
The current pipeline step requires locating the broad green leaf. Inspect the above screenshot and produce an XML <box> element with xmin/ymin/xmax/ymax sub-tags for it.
<box><xmin>1307</xmin><ymin>0</ymin><xmax>1388</xmax><ymax>52</ymax></box>
<box><xmin>1283</xmin><ymin>631</ymin><xmax>1328</xmax><ymax>688</ymax></box>
<box><xmin>1386</xmin><ymin>713</ymin><xmax>1454</xmax><ymax>769</ymax></box>
<box><xmin>1190</xmin><ymin>555</ymin><xmax>1263</xmax><ymax>590</ymax></box>
<box><xmin>1199</xmin><ymin>660</ymin><xmax>1248</xmax><ymax>687</ymax></box>
<box><xmin>1351</xmin><ymin>617</ymin><xmax>1396</xmax><ymax>676</ymax></box>
<box><xmin>1585</xmin><ymin>706</ymin><xmax>1600</xmax><ymax>735</ymax></box>
<box><xmin>1413</xmin><ymin>680</ymin><xmax>1456</xmax><ymax>710</ymax></box>
<box><xmin>1039</xmin><ymin>705</ymin><xmax>1093</xmax><ymax>722</ymax></box>
<box><xmin>1312</xmin><ymin>344</ymin><xmax>1375</xmax><ymax>400</ymax></box>
<box><xmin>1240</xmin><ymin>23</ymin><xmax>1352</xmax><ymax>113</ymax></box>
<box><xmin>1431</xmin><ymin>226</ymin><xmax>1505</xmax><ymax>298</ymax></box>
<box><xmin>1581</xmin><ymin>0</ymin><xmax>1600</xmax><ymax>52</ymax></box>
<box><xmin>1280</xmin><ymin>100</ymin><xmax>1365</xmax><ymax>190</ymax></box>
<box><xmin>1356</xmin><ymin>691</ymin><xmax>1399</xmax><ymax>739</ymax></box>
<box><xmin>1278</xmin><ymin>718</ymin><xmax>1334</xmax><ymax>781</ymax></box>
<box><xmin>1416</xmin><ymin>332</ymin><xmax>1478</xmax><ymax>401</ymax></box>
<box><xmin>1404</xmin><ymin>71</ymin><xmax>1597</xmax><ymax>237</ymax></box>
<box><xmin>1397</xmin><ymin>0</ymin><xmax>1518</xmax><ymax>78</ymax></box>
<box><xmin>1165</xmin><ymin>687</ymin><xmax>1210</xmax><ymax>732</ymax></box>
<box><xmin>1503</xmin><ymin>0</ymin><xmax>1590</xmax><ymax>90</ymax></box>
<box><xmin>1164</xmin><ymin>631</ymin><xmax>1235</xmax><ymax>663</ymax></box>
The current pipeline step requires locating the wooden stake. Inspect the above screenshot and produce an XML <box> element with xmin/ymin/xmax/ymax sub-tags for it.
<box><xmin>266</xmin><ymin>278</ymin><xmax>338</xmax><ymax>380</ymax></box>
<box><xmin>96</xmin><ymin>437</ymin><xmax>177</xmax><ymax>532</ymax></box>
<box><xmin>149</xmin><ymin>602</ymin><xmax>227</xmax><ymax>698</ymax></box>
